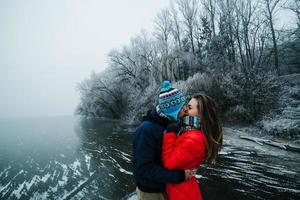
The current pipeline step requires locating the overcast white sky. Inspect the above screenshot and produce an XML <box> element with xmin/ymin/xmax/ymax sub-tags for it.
<box><xmin>0</xmin><ymin>0</ymin><xmax>170</xmax><ymax>119</ymax></box>
<box><xmin>0</xmin><ymin>0</ymin><xmax>297</xmax><ymax>120</ymax></box>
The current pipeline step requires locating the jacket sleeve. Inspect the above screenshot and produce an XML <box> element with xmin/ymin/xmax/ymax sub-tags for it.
<box><xmin>134</xmin><ymin>126</ymin><xmax>185</xmax><ymax>184</ymax></box>
<box><xmin>162</xmin><ymin>131</ymin><xmax>204</xmax><ymax>170</ymax></box>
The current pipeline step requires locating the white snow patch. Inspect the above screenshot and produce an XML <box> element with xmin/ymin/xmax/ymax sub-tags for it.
<box><xmin>0</xmin><ymin>170</ymin><xmax>24</xmax><ymax>193</ymax></box>
<box><xmin>25</xmin><ymin>175</ymin><xmax>40</xmax><ymax>190</ymax></box>
<box><xmin>69</xmin><ymin>159</ymin><xmax>81</xmax><ymax>176</ymax></box>
<box><xmin>120</xmin><ymin>155</ymin><xmax>131</xmax><ymax>162</ymax></box>
<box><xmin>195</xmin><ymin>174</ymin><xmax>205</xmax><ymax>179</ymax></box>
<box><xmin>30</xmin><ymin>191</ymin><xmax>48</xmax><ymax>200</ymax></box>
<box><xmin>85</xmin><ymin>148</ymin><xmax>103</xmax><ymax>154</ymax></box>
<box><xmin>0</xmin><ymin>165</ymin><xmax>11</xmax><ymax>180</ymax></box>
<box><xmin>58</xmin><ymin>173</ymin><xmax>68</xmax><ymax>187</ymax></box>
<box><xmin>119</xmin><ymin>168</ymin><xmax>133</xmax><ymax>175</ymax></box>
<box><xmin>108</xmin><ymin>173</ymin><xmax>115</xmax><ymax>178</ymax></box>
<box><xmin>41</xmin><ymin>173</ymin><xmax>51</xmax><ymax>182</ymax></box>
<box><xmin>55</xmin><ymin>161</ymin><xmax>69</xmax><ymax>187</ymax></box>
<box><xmin>12</xmin><ymin>181</ymin><xmax>25</xmax><ymax>199</ymax></box>
<box><xmin>85</xmin><ymin>154</ymin><xmax>91</xmax><ymax>172</ymax></box>
<box><xmin>61</xmin><ymin>178</ymin><xmax>88</xmax><ymax>199</ymax></box>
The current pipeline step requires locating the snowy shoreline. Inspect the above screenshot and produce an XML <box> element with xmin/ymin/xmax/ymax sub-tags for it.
<box><xmin>225</xmin><ymin>127</ymin><xmax>300</xmax><ymax>153</ymax></box>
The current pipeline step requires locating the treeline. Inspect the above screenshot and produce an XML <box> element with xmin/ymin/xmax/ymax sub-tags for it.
<box><xmin>76</xmin><ymin>0</ymin><xmax>300</xmax><ymax>125</ymax></box>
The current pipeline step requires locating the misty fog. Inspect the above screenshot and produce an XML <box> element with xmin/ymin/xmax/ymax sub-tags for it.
<box><xmin>0</xmin><ymin>0</ymin><xmax>169</xmax><ymax>119</ymax></box>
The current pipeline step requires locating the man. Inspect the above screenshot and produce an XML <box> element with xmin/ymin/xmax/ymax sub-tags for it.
<box><xmin>132</xmin><ymin>81</ymin><xmax>196</xmax><ymax>200</ymax></box>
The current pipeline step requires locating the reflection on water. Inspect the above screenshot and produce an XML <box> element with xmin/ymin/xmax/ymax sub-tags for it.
<box><xmin>0</xmin><ymin>116</ymin><xmax>135</xmax><ymax>199</ymax></box>
<box><xmin>0</xmin><ymin>116</ymin><xmax>299</xmax><ymax>199</ymax></box>
<box><xmin>75</xmin><ymin>118</ymin><xmax>135</xmax><ymax>199</ymax></box>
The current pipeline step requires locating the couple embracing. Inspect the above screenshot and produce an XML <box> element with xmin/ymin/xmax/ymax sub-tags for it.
<box><xmin>132</xmin><ymin>81</ymin><xmax>223</xmax><ymax>200</ymax></box>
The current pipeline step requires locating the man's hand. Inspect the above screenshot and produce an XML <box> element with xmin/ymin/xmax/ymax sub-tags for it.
<box><xmin>166</xmin><ymin>121</ymin><xmax>182</xmax><ymax>133</ymax></box>
<box><xmin>184</xmin><ymin>168</ymin><xmax>197</xmax><ymax>180</ymax></box>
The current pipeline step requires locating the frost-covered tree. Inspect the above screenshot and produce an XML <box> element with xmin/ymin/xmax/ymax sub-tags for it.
<box><xmin>263</xmin><ymin>0</ymin><xmax>284</xmax><ymax>75</ymax></box>
<box><xmin>154</xmin><ymin>8</ymin><xmax>178</xmax><ymax>82</ymax></box>
<box><xmin>176</xmin><ymin>0</ymin><xmax>199</xmax><ymax>55</ymax></box>
<box><xmin>76</xmin><ymin>0</ymin><xmax>298</xmax><ymax>125</ymax></box>
<box><xmin>76</xmin><ymin>70</ymin><xmax>130</xmax><ymax>119</ymax></box>
<box><xmin>202</xmin><ymin>0</ymin><xmax>217</xmax><ymax>37</ymax></box>
<box><xmin>108</xmin><ymin>32</ymin><xmax>159</xmax><ymax>89</ymax></box>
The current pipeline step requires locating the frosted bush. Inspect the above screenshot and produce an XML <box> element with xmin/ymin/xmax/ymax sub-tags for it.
<box><xmin>125</xmin><ymin>83</ymin><xmax>160</xmax><ymax>123</ymax></box>
<box><xmin>260</xmin><ymin>117</ymin><xmax>300</xmax><ymax>138</ymax></box>
<box><xmin>225</xmin><ymin>105</ymin><xmax>252</xmax><ymax>122</ymax></box>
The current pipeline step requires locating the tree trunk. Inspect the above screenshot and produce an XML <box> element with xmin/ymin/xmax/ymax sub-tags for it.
<box><xmin>266</xmin><ymin>0</ymin><xmax>280</xmax><ymax>75</ymax></box>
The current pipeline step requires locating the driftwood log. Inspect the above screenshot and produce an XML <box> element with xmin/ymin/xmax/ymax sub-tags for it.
<box><xmin>239</xmin><ymin>135</ymin><xmax>300</xmax><ymax>153</ymax></box>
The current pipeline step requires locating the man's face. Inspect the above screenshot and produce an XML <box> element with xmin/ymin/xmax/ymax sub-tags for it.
<box><xmin>178</xmin><ymin>104</ymin><xmax>188</xmax><ymax>118</ymax></box>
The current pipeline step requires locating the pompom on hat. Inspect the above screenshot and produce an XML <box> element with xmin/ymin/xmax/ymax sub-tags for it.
<box><xmin>157</xmin><ymin>81</ymin><xmax>187</xmax><ymax>121</ymax></box>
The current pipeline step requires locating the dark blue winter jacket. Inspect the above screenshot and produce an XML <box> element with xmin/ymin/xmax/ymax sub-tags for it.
<box><xmin>132</xmin><ymin>109</ymin><xmax>185</xmax><ymax>193</ymax></box>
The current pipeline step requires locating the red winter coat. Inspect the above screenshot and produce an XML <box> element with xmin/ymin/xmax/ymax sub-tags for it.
<box><xmin>162</xmin><ymin>129</ymin><xmax>207</xmax><ymax>200</ymax></box>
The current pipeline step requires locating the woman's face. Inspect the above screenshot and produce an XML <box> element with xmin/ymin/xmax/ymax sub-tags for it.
<box><xmin>186</xmin><ymin>98</ymin><xmax>199</xmax><ymax>117</ymax></box>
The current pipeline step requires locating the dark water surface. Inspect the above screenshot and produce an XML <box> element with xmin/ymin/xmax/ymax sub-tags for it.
<box><xmin>0</xmin><ymin>116</ymin><xmax>299</xmax><ymax>199</ymax></box>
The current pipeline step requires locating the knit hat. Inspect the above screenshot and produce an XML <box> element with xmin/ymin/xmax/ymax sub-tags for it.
<box><xmin>157</xmin><ymin>81</ymin><xmax>187</xmax><ymax>121</ymax></box>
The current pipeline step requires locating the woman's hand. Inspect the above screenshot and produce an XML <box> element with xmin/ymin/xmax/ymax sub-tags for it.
<box><xmin>184</xmin><ymin>168</ymin><xmax>197</xmax><ymax>180</ymax></box>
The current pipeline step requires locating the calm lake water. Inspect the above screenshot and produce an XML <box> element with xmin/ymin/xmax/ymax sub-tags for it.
<box><xmin>0</xmin><ymin>116</ymin><xmax>299</xmax><ymax>200</ymax></box>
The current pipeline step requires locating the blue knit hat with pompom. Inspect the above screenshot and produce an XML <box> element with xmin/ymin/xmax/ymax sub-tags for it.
<box><xmin>158</xmin><ymin>81</ymin><xmax>187</xmax><ymax>121</ymax></box>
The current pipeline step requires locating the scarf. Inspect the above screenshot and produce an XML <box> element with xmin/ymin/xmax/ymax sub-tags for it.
<box><xmin>156</xmin><ymin>106</ymin><xmax>201</xmax><ymax>136</ymax></box>
<box><xmin>178</xmin><ymin>116</ymin><xmax>201</xmax><ymax>136</ymax></box>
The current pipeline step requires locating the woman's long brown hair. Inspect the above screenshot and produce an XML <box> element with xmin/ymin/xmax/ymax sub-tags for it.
<box><xmin>192</xmin><ymin>93</ymin><xmax>223</xmax><ymax>165</ymax></box>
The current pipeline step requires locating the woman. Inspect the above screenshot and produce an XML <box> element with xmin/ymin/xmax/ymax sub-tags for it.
<box><xmin>162</xmin><ymin>93</ymin><xmax>223</xmax><ymax>200</ymax></box>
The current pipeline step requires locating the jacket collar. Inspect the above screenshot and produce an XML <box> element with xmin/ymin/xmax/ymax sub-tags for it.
<box><xmin>142</xmin><ymin>108</ymin><xmax>171</xmax><ymax>127</ymax></box>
